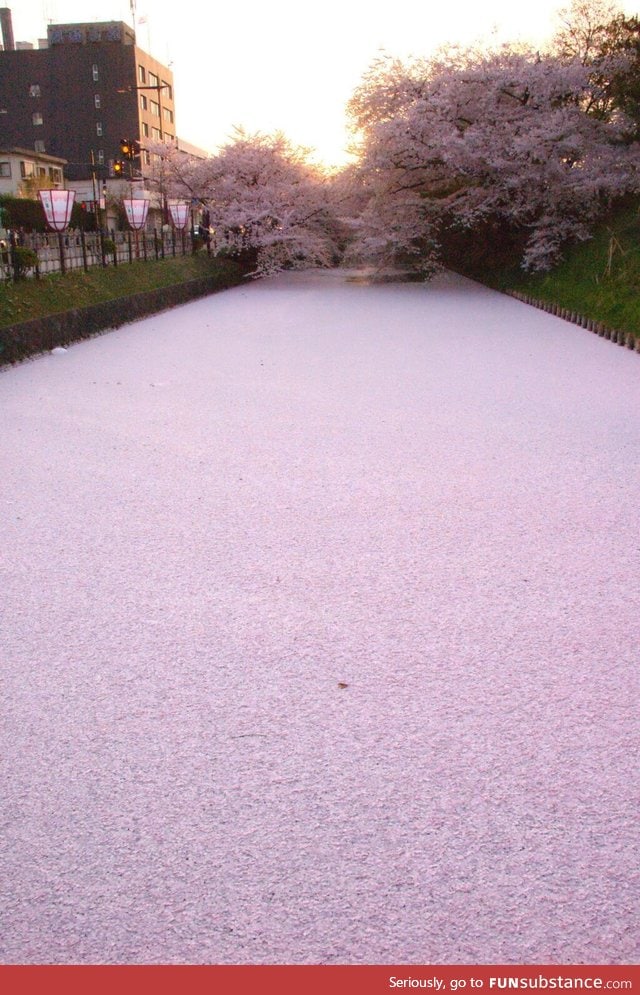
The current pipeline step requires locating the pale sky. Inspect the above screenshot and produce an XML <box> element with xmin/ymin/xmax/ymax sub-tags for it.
<box><xmin>8</xmin><ymin>1</ymin><xmax>639</xmax><ymax>166</ymax></box>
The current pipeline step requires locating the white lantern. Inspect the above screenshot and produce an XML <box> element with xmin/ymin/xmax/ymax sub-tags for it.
<box><xmin>123</xmin><ymin>198</ymin><xmax>149</xmax><ymax>231</ymax></box>
<box><xmin>38</xmin><ymin>189</ymin><xmax>76</xmax><ymax>232</ymax></box>
<box><xmin>168</xmin><ymin>203</ymin><xmax>190</xmax><ymax>230</ymax></box>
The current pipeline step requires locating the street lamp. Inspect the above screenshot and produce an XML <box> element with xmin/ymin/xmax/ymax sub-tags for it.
<box><xmin>169</xmin><ymin>202</ymin><xmax>190</xmax><ymax>255</ymax></box>
<box><xmin>38</xmin><ymin>188</ymin><xmax>75</xmax><ymax>274</ymax></box>
<box><xmin>115</xmin><ymin>80</ymin><xmax>173</xmax><ymax>225</ymax></box>
<box><xmin>123</xmin><ymin>196</ymin><xmax>149</xmax><ymax>259</ymax></box>
<box><xmin>123</xmin><ymin>198</ymin><xmax>149</xmax><ymax>230</ymax></box>
<box><xmin>116</xmin><ymin>81</ymin><xmax>171</xmax><ymax>142</ymax></box>
<box><xmin>168</xmin><ymin>203</ymin><xmax>189</xmax><ymax>229</ymax></box>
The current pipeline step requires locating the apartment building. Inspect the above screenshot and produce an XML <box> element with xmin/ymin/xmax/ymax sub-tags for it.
<box><xmin>0</xmin><ymin>146</ymin><xmax>66</xmax><ymax>196</ymax></box>
<box><xmin>0</xmin><ymin>11</ymin><xmax>175</xmax><ymax>187</ymax></box>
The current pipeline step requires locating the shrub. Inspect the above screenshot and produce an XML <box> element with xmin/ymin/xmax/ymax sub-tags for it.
<box><xmin>0</xmin><ymin>195</ymin><xmax>46</xmax><ymax>233</ymax></box>
<box><xmin>11</xmin><ymin>245</ymin><xmax>38</xmax><ymax>279</ymax></box>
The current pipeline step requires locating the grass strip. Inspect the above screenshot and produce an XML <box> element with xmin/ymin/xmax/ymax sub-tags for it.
<box><xmin>486</xmin><ymin>203</ymin><xmax>640</xmax><ymax>336</ymax></box>
<box><xmin>0</xmin><ymin>255</ymin><xmax>245</xmax><ymax>329</ymax></box>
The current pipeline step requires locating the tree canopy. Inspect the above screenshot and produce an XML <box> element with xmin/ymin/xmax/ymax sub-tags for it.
<box><xmin>344</xmin><ymin>14</ymin><xmax>640</xmax><ymax>273</ymax></box>
<box><xmin>150</xmin><ymin>1</ymin><xmax>640</xmax><ymax>278</ymax></box>
<box><xmin>148</xmin><ymin>131</ymin><xmax>340</xmax><ymax>276</ymax></box>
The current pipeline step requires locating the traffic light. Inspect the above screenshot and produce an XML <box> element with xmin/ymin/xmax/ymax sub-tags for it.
<box><xmin>113</xmin><ymin>160</ymin><xmax>125</xmax><ymax>176</ymax></box>
<box><xmin>120</xmin><ymin>138</ymin><xmax>139</xmax><ymax>160</ymax></box>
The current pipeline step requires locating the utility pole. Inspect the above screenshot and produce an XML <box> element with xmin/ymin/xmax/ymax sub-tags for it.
<box><xmin>90</xmin><ymin>149</ymin><xmax>107</xmax><ymax>265</ymax></box>
<box><xmin>90</xmin><ymin>149</ymin><xmax>99</xmax><ymax>228</ymax></box>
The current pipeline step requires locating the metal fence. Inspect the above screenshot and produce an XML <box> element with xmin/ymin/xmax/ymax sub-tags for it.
<box><xmin>0</xmin><ymin>226</ymin><xmax>208</xmax><ymax>282</ymax></box>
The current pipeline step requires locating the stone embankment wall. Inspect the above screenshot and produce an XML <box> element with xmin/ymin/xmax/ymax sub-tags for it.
<box><xmin>0</xmin><ymin>273</ymin><xmax>244</xmax><ymax>367</ymax></box>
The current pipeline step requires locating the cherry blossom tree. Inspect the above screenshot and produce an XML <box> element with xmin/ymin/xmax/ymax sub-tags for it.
<box><xmin>346</xmin><ymin>43</ymin><xmax>640</xmax><ymax>273</ymax></box>
<box><xmin>551</xmin><ymin>0</ymin><xmax>622</xmax><ymax>64</ymax></box>
<box><xmin>147</xmin><ymin>132</ymin><xmax>340</xmax><ymax>276</ymax></box>
<box><xmin>144</xmin><ymin>141</ymin><xmax>218</xmax><ymax>207</ymax></box>
<box><xmin>551</xmin><ymin>1</ymin><xmax>640</xmax><ymax>134</ymax></box>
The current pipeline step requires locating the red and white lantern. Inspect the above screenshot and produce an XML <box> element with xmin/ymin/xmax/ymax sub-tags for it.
<box><xmin>168</xmin><ymin>203</ymin><xmax>190</xmax><ymax>230</ymax></box>
<box><xmin>123</xmin><ymin>198</ymin><xmax>149</xmax><ymax>231</ymax></box>
<box><xmin>38</xmin><ymin>189</ymin><xmax>76</xmax><ymax>231</ymax></box>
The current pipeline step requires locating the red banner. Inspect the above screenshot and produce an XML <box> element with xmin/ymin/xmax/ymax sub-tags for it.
<box><xmin>0</xmin><ymin>965</ymin><xmax>638</xmax><ymax>995</ymax></box>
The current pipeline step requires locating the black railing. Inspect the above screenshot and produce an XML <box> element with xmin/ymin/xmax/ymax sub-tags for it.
<box><xmin>0</xmin><ymin>226</ymin><xmax>213</xmax><ymax>282</ymax></box>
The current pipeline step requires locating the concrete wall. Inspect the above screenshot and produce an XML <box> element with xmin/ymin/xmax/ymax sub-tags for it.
<box><xmin>0</xmin><ymin>271</ymin><xmax>244</xmax><ymax>366</ymax></box>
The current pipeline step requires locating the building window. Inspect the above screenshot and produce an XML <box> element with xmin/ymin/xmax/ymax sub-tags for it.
<box><xmin>163</xmin><ymin>107</ymin><xmax>173</xmax><ymax>124</ymax></box>
<box><xmin>140</xmin><ymin>94</ymin><xmax>147</xmax><ymax>111</ymax></box>
<box><xmin>162</xmin><ymin>81</ymin><xmax>172</xmax><ymax>100</ymax></box>
<box><xmin>144</xmin><ymin>150</ymin><xmax>151</xmax><ymax>165</ymax></box>
<box><xmin>34</xmin><ymin>140</ymin><xmax>46</xmax><ymax>152</ymax></box>
<box><xmin>94</xmin><ymin>94</ymin><xmax>101</xmax><ymax>109</ymax></box>
<box><xmin>151</xmin><ymin>127</ymin><xmax>161</xmax><ymax>141</ymax></box>
<box><xmin>149</xmin><ymin>71</ymin><xmax>159</xmax><ymax>88</ymax></box>
<box><xmin>20</xmin><ymin>161</ymin><xmax>35</xmax><ymax>178</ymax></box>
<box><xmin>142</xmin><ymin>122</ymin><xmax>149</xmax><ymax>137</ymax></box>
<box><xmin>97</xmin><ymin>150</ymin><xmax>104</xmax><ymax>164</ymax></box>
<box><xmin>92</xmin><ymin>64</ymin><xmax>99</xmax><ymax>81</ymax></box>
<box><xmin>32</xmin><ymin>111</ymin><xmax>43</xmax><ymax>126</ymax></box>
<box><xmin>138</xmin><ymin>64</ymin><xmax>146</xmax><ymax>83</ymax></box>
<box><xmin>164</xmin><ymin>133</ymin><xmax>174</xmax><ymax>143</ymax></box>
<box><xmin>29</xmin><ymin>84</ymin><xmax>41</xmax><ymax>97</ymax></box>
<box><xmin>96</xmin><ymin>122</ymin><xmax>103</xmax><ymax>136</ymax></box>
<box><xmin>49</xmin><ymin>167</ymin><xmax>62</xmax><ymax>184</ymax></box>
<box><xmin>0</xmin><ymin>162</ymin><xmax>11</xmax><ymax>177</ymax></box>
<box><xmin>150</xmin><ymin>100</ymin><xmax>159</xmax><ymax>116</ymax></box>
